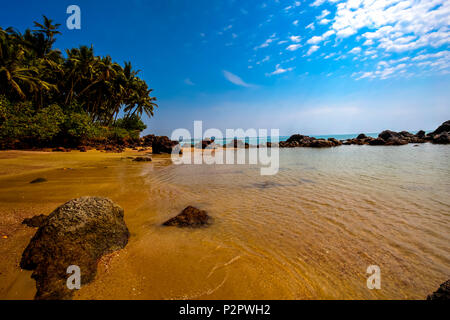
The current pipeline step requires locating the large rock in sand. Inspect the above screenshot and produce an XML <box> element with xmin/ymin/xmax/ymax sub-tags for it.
<box><xmin>20</xmin><ymin>197</ymin><xmax>129</xmax><ymax>300</ymax></box>
<box><xmin>427</xmin><ymin>279</ymin><xmax>450</xmax><ymax>300</ymax></box>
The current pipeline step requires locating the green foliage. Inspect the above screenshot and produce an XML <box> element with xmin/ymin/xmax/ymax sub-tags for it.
<box><xmin>115</xmin><ymin>114</ymin><xmax>147</xmax><ymax>132</ymax></box>
<box><xmin>0</xmin><ymin>16</ymin><xmax>156</xmax><ymax>148</ymax></box>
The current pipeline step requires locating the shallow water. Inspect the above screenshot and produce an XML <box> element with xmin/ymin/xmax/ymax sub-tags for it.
<box><xmin>0</xmin><ymin>144</ymin><xmax>449</xmax><ymax>299</ymax></box>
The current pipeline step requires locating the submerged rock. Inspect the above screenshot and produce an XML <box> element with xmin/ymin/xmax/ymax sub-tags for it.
<box><xmin>30</xmin><ymin>177</ymin><xmax>47</xmax><ymax>184</ymax></box>
<box><xmin>22</xmin><ymin>214</ymin><xmax>48</xmax><ymax>228</ymax></box>
<box><xmin>133</xmin><ymin>156</ymin><xmax>152</xmax><ymax>162</ymax></box>
<box><xmin>20</xmin><ymin>197</ymin><xmax>129</xmax><ymax>300</ymax></box>
<box><xmin>163</xmin><ymin>206</ymin><xmax>212</xmax><ymax>228</ymax></box>
<box><xmin>427</xmin><ymin>279</ymin><xmax>450</xmax><ymax>300</ymax></box>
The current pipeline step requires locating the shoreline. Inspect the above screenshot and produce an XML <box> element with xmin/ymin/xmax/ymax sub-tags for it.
<box><xmin>1</xmin><ymin>144</ymin><xmax>449</xmax><ymax>299</ymax></box>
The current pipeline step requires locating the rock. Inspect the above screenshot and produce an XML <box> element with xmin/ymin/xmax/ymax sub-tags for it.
<box><xmin>368</xmin><ymin>138</ymin><xmax>386</xmax><ymax>146</ymax></box>
<box><xmin>427</xmin><ymin>279</ymin><xmax>450</xmax><ymax>300</ymax></box>
<box><xmin>378</xmin><ymin>130</ymin><xmax>401</xmax><ymax>141</ymax></box>
<box><xmin>22</xmin><ymin>214</ymin><xmax>48</xmax><ymax>228</ymax></box>
<box><xmin>286</xmin><ymin>134</ymin><xmax>307</xmax><ymax>143</ymax></box>
<box><xmin>385</xmin><ymin>137</ymin><xmax>408</xmax><ymax>145</ymax></box>
<box><xmin>356</xmin><ymin>133</ymin><xmax>367</xmax><ymax>140</ymax></box>
<box><xmin>327</xmin><ymin>138</ymin><xmax>342</xmax><ymax>146</ymax></box>
<box><xmin>30</xmin><ymin>178</ymin><xmax>47</xmax><ymax>184</ymax></box>
<box><xmin>432</xmin><ymin>132</ymin><xmax>450</xmax><ymax>144</ymax></box>
<box><xmin>310</xmin><ymin>139</ymin><xmax>333</xmax><ymax>148</ymax></box>
<box><xmin>416</xmin><ymin>130</ymin><xmax>426</xmax><ymax>138</ymax></box>
<box><xmin>378</xmin><ymin>130</ymin><xmax>408</xmax><ymax>145</ymax></box>
<box><xmin>152</xmin><ymin>136</ymin><xmax>179</xmax><ymax>154</ymax></box>
<box><xmin>20</xmin><ymin>197</ymin><xmax>129</xmax><ymax>300</ymax></box>
<box><xmin>399</xmin><ymin>131</ymin><xmax>415</xmax><ymax>138</ymax></box>
<box><xmin>78</xmin><ymin>146</ymin><xmax>87</xmax><ymax>152</ymax></box>
<box><xmin>52</xmin><ymin>147</ymin><xmax>68</xmax><ymax>152</ymax></box>
<box><xmin>163</xmin><ymin>206</ymin><xmax>212</xmax><ymax>228</ymax></box>
<box><xmin>431</xmin><ymin>120</ymin><xmax>450</xmax><ymax>135</ymax></box>
<box><xmin>132</xmin><ymin>156</ymin><xmax>152</xmax><ymax>162</ymax></box>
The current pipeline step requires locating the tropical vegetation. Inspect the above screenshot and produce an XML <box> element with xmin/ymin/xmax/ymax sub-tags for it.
<box><xmin>0</xmin><ymin>16</ymin><xmax>157</xmax><ymax>148</ymax></box>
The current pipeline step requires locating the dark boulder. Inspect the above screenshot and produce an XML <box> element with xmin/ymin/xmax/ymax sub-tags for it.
<box><xmin>356</xmin><ymin>133</ymin><xmax>367</xmax><ymax>140</ymax></box>
<box><xmin>427</xmin><ymin>279</ymin><xmax>450</xmax><ymax>300</ymax></box>
<box><xmin>378</xmin><ymin>130</ymin><xmax>408</xmax><ymax>145</ymax></box>
<box><xmin>133</xmin><ymin>156</ymin><xmax>152</xmax><ymax>162</ymax></box>
<box><xmin>378</xmin><ymin>130</ymin><xmax>401</xmax><ymax>141</ymax></box>
<box><xmin>163</xmin><ymin>206</ymin><xmax>212</xmax><ymax>228</ymax></box>
<box><xmin>152</xmin><ymin>136</ymin><xmax>179</xmax><ymax>154</ymax></box>
<box><xmin>30</xmin><ymin>178</ymin><xmax>47</xmax><ymax>184</ymax></box>
<box><xmin>327</xmin><ymin>138</ymin><xmax>342</xmax><ymax>146</ymax></box>
<box><xmin>431</xmin><ymin>120</ymin><xmax>450</xmax><ymax>135</ymax></box>
<box><xmin>432</xmin><ymin>132</ymin><xmax>450</xmax><ymax>144</ymax></box>
<box><xmin>310</xmin><ymin>139</ymin><xmax>333</xmax><ymax>148</ymax></box>
<box><xmin>286</xmin><ymin>134</ymin><xmax>306</xmax><ymax>143</ymax></box>
<box><xmin>20</xmin><ymin>197</ymin><xmax>129</xmax><ymax>300</ymax></box>
<box><xmin>385</xmin><ymin>137</ymin><xmax>408</xmax><ymax>145</ymax></box>
<box><xmin>22</xmin><ymin>214</ymin><xmax>48</xmax><ymax>228</ymax></box>
<box><xmin>399</xmin><ymin>131</ymin><xmax>414</xmax><ymax>138</ymax></box>
<box><xmin>368</xmin><ymin>138</ymin><xmax>386</xmax><ymax>146</ymax></box>
<box><xmin>416</xmin><ymin>130</ymin><xmax>426</xmax><ymax>138</ymax></box>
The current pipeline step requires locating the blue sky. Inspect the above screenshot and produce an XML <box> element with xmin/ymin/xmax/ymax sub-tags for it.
<box><xmin>1</xmin><ymin>0</ymin><xmax>449</xmax><ymax>136</ymax></box>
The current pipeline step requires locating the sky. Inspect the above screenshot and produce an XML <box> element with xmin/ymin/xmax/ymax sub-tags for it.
<box><xmin>1</xmin><ymin>0</ymin><xmax>449</xmax><ymax>136</ymax></box>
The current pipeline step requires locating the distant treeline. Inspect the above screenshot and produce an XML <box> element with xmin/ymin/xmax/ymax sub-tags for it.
<box><xmin>0</xmin><ymin>16</ymin><xmax>156</xmax><ymax>148</ymax></box>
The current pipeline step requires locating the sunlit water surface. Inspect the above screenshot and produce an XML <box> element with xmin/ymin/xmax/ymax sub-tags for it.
<box><xmin>0</xmin><ymin>144</ymin><xmax>448</xmax><ymax>299</ymax></box>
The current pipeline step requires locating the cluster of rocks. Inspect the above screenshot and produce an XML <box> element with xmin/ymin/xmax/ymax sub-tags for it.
<box><xmin>280</xmin><ymin>120</ymin><xmax>450</xmax><ymax>148</ymax></box>
<box><xmin>279</xmin><ymin>134</ymin><xmax>342</xmax><ymax>148</ymax></box>
<box><xmin>343</xmin><ymin>121</ymin><xmax>449</xmax><ymax>146</ymax></box>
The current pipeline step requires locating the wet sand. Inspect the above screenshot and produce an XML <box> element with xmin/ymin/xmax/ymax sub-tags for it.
<box><xmin>0</xmin><ymin>146</ymin><xmax>449</xmax><ymax>300</ymax></box>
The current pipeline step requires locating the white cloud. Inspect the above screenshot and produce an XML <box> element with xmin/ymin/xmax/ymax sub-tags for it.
<box><xmin>319</xmin><ymin>18</ymin><xmax>331</xmax><ymax>25</ymax></box>
<box><xmin>349</xmin><ymin>47</ymin><xmax>361</xmax><ymax>54</ymax></box>
<box><xmin>329</xmin><ymin>0</ymin><xmax>450</xmax><ymax>54</ymax></box>
<box><xmin>268</xmin><ymin>64</ymin><xmax>293</xmax><ymax>76</ymax></box>
<box><xmin>307</xmin><ymin>36</ymin><xmax>323</xmax><ymax>45</ymax></box>
<box><xmin>306</xmin><ymin>30</ymin><xmax>335</xmax><ymax>44</ymax></box>
<box><xmin>306</xmin><ymin>22</ymin><xmax>315</xmax><ymax>30</ymax></box>
<box><xmin>293</xmin><ymin>20</ymin><xmax>299</xmax><ymax>26</ymax></box>
<box><xmin>254</xmin><ymin>33</ymin><xmax>277</xmax><ymax>50</ymax></box>
<box><xmin>317</xmin><ymin>9</ymin><xmax>330</xmax><ymax>20</ymax></box>
<box><xmin>306</xmin><ymin>45</ymin><xmax>320</xmax><ymax>56</ymax></box>
<box><xmin>290</xmin><ymin>35</ymin><xmax>301</xmax><ymax>43</ymax></box>
<box><xmin>286</xmin><ymin>44</ymin><xmax>302</xmax><ymax>51</ymax></box>
<box><xmin>223</xmin><ymin>70</ymin><xmax>254</xmax><ymax>87</ymax></box>
<box><xmin>310</xmin><ymin>0</ymin><xmax>326</xmax><ymax>7</ymax></box>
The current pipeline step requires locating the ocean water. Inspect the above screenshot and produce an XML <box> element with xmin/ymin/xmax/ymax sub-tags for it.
<box><xmin>182</xmin><ymin>132</ymin><xmax>408</xmax><ymax>145</ymax></box>
<box><xmin>0</xmin><ymin>144</ymin><xmax>448</xmax><ymax>299</ymax></box>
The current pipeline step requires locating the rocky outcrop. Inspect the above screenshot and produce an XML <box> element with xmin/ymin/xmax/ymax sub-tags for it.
<box><xmin>20</xmin><ymin>197</ymin><xmax>129</xmax><ymax>300</ymax></box>
<box><xmin>280</xmin><ymin>135</ymin><xmax>342</xmax><ymax>148</ymax></box>
<box><xmin>163</xmin><ymin>206</ymin><xmax>212</xmax><ymax>228</ymax></box>
<box><xmin>427</xmin><ymin>279</ymin><xmax>450</xmax><ymax>300</ymax></box>
<box><xmin>430</xmin><ymin>120</ymin><xmax>450</xmax><ymax>135</ymax></box>
<box><xmin>431</xmin><ymin>132</ymin><xmax>450</xmax><ymax>144</ymax></box>
<box><xmin>22</xmin><ymin>214</ymin><xmax>48</xmax><ymax>228</ymax></box>
<box><xmin>151</xmin><ymin>136</ymin><xmax>180</xmax><ymax>154</ymax></box>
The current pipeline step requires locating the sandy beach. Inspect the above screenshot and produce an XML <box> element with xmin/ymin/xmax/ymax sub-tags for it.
<box><xmin>1</xmin><ymin>145</ymin><xmax>448</xmax><ymax>300</ymax></box>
